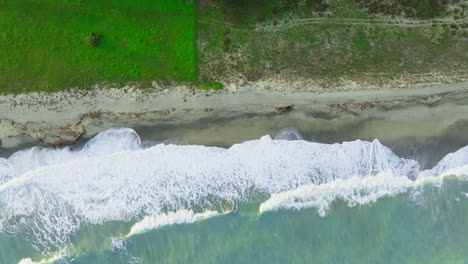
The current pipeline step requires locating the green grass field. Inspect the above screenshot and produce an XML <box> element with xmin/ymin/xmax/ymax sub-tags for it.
<box><xmin>0</xmin><ymin>0</ymin><xmax>196</xmax><ymax>93</ymax></box>
<box><xmin>0</xmin><ymin>0</ymin><xmax>466</xmax><ymax>94</ymax></box>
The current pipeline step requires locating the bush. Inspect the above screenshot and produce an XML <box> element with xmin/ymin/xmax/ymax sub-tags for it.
<box><xmin>221</xmin><ymin>37</ymin><xmax>232</xmax><ymax>52</ymax></box>
<box><xmin>422</xmin><ymin>25</ymin><xmax>445</xmax><ymax>44</ymax></box>
<box><xmin>86</xmin><ymin>33</ymin><xmax>102</xmax><ymax>47</ymax></box>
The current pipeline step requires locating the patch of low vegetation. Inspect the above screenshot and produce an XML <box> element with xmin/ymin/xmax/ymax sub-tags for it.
<box><xmin>197</xmin><ymin>0</ymin><xmax>468</xmax><ymax>85</ymax></box>
<box><xmin>196</xmin><ymin>82</ymin><xmax>224</xmax><ymax>90</ymax></box>
<box><xmin>355</xmin><ymin>0</ymin><xmax>466</xmax><ymax>18</ymax></box>
<box><xmin>422</xmin><ymin>25</ymin><xmax>446</xmax><ymax>44</ymax></box>
<box><xmin>200</xmin><ymin>0</ymin><xmax>330</xmax><ymax>24</ymax></box>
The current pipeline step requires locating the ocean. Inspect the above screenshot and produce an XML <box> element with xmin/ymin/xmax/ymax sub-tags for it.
<box><xmin>1</xmin><ymin>127</ymin><xmax>468</xmax><ymax>264</ymax></box>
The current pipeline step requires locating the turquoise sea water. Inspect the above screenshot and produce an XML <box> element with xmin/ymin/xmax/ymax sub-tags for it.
<box><xmin>1</xmin><ymin>128</ymin><xmax>468</xmax><ymax>264</ymax></box>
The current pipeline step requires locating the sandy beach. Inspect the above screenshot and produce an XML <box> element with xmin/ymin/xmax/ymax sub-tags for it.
<box><xmin>1</xmin><ymin>80</ymin><xmax>468</xmax><ymax>150</ymax></box>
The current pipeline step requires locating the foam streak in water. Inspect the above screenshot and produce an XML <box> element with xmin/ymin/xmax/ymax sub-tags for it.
<box><xmin>127</xmin><ymin>210</ymin><xmax>221</xmax><ymax>237</ymax></box>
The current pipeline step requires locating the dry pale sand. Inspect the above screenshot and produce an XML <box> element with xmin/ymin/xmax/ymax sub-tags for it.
<box><xmin>0</xmin><ymin>80</ymin><xmax>467</xmax><ymax>150</ymax></box>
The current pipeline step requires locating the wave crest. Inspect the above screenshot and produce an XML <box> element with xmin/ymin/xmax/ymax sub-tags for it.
<box><xmin>127</xmin><ymin>210</ymin><xmax>222</xmax><ymax>237</ymax></box>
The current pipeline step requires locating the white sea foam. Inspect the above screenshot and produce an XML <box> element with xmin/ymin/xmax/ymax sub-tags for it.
<box><xmin>274</xmin><ymin>127</ymin><xmax>304</xmax><ymax>141</ymax></box>
<box><xmin>18</xmin><ymin>259</ymin><xmax>35</xmax><ymax>264</ymax></box>
<box><xmin>17</xmin><ymin>250</ymin><xmax>68</xmax><ymax>264</ymax></box>
<box><xmin>18</xmin><ymin>258</ymin><xmax>36</xmax><ymax>264</ymax></box>
<box><xmin>0</xmin><ymin>128</ymin><xmax>467</xmax><ymax>252</ymax></box>
<box><xmin>128</xmin><ymin>210</ymin><xmax>221</xmax><ymax>237</ymax></box>
<box><xmin>418</xmin><ymin>146</ymin><xmax>468</xmax><ymax>178</ymax></box>
<box><xmin>259</xmin><ymin>173</ymin><xmax>413</xmax><ymax>216</ymax></box>
<box><xmin>259</xmin><ymin>166</ymin><xmax>468</xmax><ymax>216</ymax></box>
<box><xmin>0</xmin><ymin>128</ymin><xmax>141</xmax><ymax>185</ymax></box>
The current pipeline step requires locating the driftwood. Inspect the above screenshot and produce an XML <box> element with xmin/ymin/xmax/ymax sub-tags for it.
<box><xmin>275</xmin><ymin>105</ymin><xmax>294</xmax><ymax>114</ymax></box>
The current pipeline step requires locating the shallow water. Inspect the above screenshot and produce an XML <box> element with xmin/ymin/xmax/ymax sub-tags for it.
<box><xmin>1</xmin><ymin>124</ymin><xmax>468</xmax><ymax>263</ymax></box>
<box><xmin>67</xmin><ymin>184</ymin><xmax>468</xmax><ymax>264</ymax></box>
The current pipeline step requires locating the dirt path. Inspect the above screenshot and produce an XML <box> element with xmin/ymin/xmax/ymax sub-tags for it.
<box><xmin>199</xmin><ymin>16</ymin><xmax>468</xmax><ymax>32</ymax></box>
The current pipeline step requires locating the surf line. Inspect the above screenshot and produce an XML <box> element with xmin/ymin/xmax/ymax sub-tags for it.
<box><xmin>258</xmin><ymin>169</ymin><xmax>468</xmax><ymax>216</ymax></box>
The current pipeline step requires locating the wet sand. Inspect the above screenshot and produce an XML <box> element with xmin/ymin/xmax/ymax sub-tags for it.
<box><xmin>1</xmin><ymin>80</ymin><xmax>467</xmax><ymax>152</ymax></box>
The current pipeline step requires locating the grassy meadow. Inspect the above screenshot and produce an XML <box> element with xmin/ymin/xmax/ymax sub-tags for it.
<box><xmin>0</xmin><ymin>0</ymin><xmax>196</xmax><ymax>93</ymax></box>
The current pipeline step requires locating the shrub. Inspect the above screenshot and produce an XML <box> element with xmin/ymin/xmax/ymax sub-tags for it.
<box><xmin>221</xmin><ymin>37</ymin><xmax>232</xmax><ymax>52</ymax></box>
<box><xmin>422</xmin><ymin>26</ymin><xmax>445</xmax><ymax>44</ymax></box>
<box><xmin>86</xmin><ymin>33</ymin><xmax>102</xmax><ymax>47</ymax></box>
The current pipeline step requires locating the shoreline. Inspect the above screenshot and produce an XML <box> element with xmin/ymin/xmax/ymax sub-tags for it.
<box><xmin>1</xmin><ymin>80</ymin><xmax>467</xmax><ymax>150</ymax></box>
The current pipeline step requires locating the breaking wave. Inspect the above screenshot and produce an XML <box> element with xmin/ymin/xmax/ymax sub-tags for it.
<box><xmin>0</xmin><ymin>128</ymin><xmax>467</xmax><ymax>254</ymax></box>
<box><xmin>259</xmin><ymin>170</ymin><xmax>468</xmax><ymax>216</ymax></box>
